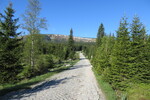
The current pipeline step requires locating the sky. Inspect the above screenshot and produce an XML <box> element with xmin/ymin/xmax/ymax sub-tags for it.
<box><xmin>0</xmin><ymin>0</ymin><xmax>150</xmax><ymax>38</ymax></box>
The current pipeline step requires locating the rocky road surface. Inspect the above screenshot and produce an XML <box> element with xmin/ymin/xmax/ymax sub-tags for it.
<box><xmin>0</xmin><ymin>53</ymin><xmax>105</xmax><ymax>100</ymax></box>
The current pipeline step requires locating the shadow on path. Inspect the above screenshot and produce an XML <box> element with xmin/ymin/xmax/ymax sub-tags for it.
<box><xmin>1</xmin><ymin>53</ymin><xmax>90</xmax><ymax>100</ymax></box>
<box><xmin>3</xmin><ymin>75</ymin><xmax>77</xmax><ymax>99</ymax></box>
<box><xmin>69</xmin><ymin>64</ymin><xmax>91</xmax><ymax>70</ymax></box>
<box><xmin>69</xmin><ymin>58</ymin><xmax>91</xmax><ymax>70</ymax></box>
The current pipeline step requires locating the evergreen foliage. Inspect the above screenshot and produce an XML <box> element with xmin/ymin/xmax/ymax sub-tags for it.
<box><xmin>0</xmin><ymin>3</ymin><xmax>22</xmax><ymax>83</ymax></box>
<box><xmin>96</xmin><ymin>23</ymin><xmax>105</xmax><ymax>47</ymax></box>
<box><xmin>104</xmin><ymin>17</ymin><xmax>131</xmax><ymax>90</ymax></box>
<box><xmin>66</xmin><ymin>28</ymin><xmax>75</xmax><ymax>59</ymax></box>
<box><xmin>130</xmin><ymin>15</ymin><xmax>150</xmax><ymax>83</ymax></box>
<box><xmin>92</xmin><ymin>23</ymin><xmax>105</xmax><ymax>67</ymax></box>
<box><xmin>94</xmin><ymin>35</ymin><xmax>115</xmax><ymax>75</ymax></box>
<box><xmin>0</xmin><ymin>2</ymin><xmax>149</xmax><ymax>99</ymax></box>
<box><xmin>82</xmin><ymin>42</ymin><xmax>95</xmax><ymax>59</ymax></box>
<box><xmin>92</xmin><ymin>23</ymin><xmax>112</xmax><ymax>74</ymax></box>
<box><xmin>92</xmin><ymin>16</ymin><xmax>150</xmax><ymax>94</ymax></box>
<box><xmin>21</xmin><ymin>34</ymin><xmax>45</xmax><ymax>77</ymax></box>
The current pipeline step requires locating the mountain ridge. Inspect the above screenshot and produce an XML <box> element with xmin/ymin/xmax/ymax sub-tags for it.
<box><xmin>22</xmin><ymin>34</ymin><xmax>96</xmax><ymax>43</ymax></box>
<box><xmin>44</xmin><ymin>34</ymin><xmax>96</xmax><ymax>42</ymax></box>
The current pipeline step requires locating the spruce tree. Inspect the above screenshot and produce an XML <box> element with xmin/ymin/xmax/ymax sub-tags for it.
<box><xmin>105</xmin><ymin>16</ymin><xmax>131</xmax><ymax>90</ymax></box>
<box><xmin>130</xmin><ymin>15</ymin><xmax>149</xmax><ymax>83</ymax></box>
<box><xmin>94</xmin><ymin>35</ymin><xmax>114</xmax><ymax>74</ymax></box>
<box><xmin>0</xmin><ymin>3</ymin><xmax>22</xmax><ymax>83</ymax></box>
<box><xmin>68</xmin><ymin>28</ymin><xmax>74</xmax><ymax>49</ymax></box>
<box><xmin>92</xmin><ymin>23</ymin><xmax>105</xmax><ymax>69</ymax></box>
<box><xmin>96</xmin><ymin>23</ymin><xmax>105</xmax><ymax>47</ymax></box>
<box><xmin>145</xmin><ymin>35</ymin><xmax>150</xmax><ymax>83</ymax></box>
<box><xmin>66</xmin><ymin>28</ymin><xmax>75</xmax><ymax>59</ymax></box>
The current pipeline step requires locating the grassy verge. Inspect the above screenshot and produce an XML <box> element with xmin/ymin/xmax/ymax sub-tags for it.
<box><xmin>93</xmin><ymin>68</ymin><xmax>150</xmax><ymax>100</ymax></box>
<box><xmin>0</xmin><ymin>59</ymin><xmax>79</xmax><ymax>96</ymax></box>
<box><xmin>127</xmin><ymin>83</ymin><xmax>150</xmax><ymax>100</ymax></box>
<box><xmin>93</xmin><ymin>69</ymin><xmax>117</xmax><ymax>100</ymax></box>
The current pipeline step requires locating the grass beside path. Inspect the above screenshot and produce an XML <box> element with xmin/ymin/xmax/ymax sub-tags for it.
<box><xmin>93</xmin><ymin>69</ymin><xmax>117</xmax><ymax>100</ymax></box>
<box><xmin>127</xmin><ymin>83</ymin><xmax>150</xmax><ymax>100</ymax></box>
<box><xmin>0</xmin><ymin>59</ymin><xmax>79</xmax><ymax>96</ymax></box>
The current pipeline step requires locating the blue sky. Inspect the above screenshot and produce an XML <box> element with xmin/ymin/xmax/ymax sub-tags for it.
<box><xmin>0</xmin><ymin>0</ymin><xmax>150</xmax><ymax>38</ymax></box>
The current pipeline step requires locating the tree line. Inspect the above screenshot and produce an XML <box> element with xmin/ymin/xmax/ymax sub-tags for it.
<box><xmin>0</xmin><ymin>0</ymin><xmax>76</xmax><ymax>84</ymax></box>
<box><xmin>84</xmin><ymin>16</ymin><xmax>150</xmax><ymax>94</ymax></box>
<box><xmin>1</xmin><ymin>1</ymin><xmax>149</xmax><ymax>99</ymax></box>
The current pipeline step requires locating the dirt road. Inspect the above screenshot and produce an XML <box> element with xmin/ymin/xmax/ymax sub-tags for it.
<box><xmin>1</xmin><ymin>53</ymin><xmax>105</xmax><ymax>100</ymax></box>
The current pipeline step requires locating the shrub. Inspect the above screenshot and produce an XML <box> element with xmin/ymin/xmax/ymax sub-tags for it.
<box><xmin>73</xmin><ymin>52</ymin><xmax>80</xmax><ymax>60</ymax></box>
<box><xmin>51</xmin><ymin>55</ymin><xmax>61</xmax><ymax>64</ymax></box>
<box><xmin>35</xmin><ymin>54</ymin><xmax>54</xmax><ymax>74</ymax></box>
<box><xmin>17</xmin><ymin>65</ymin><xmax>32</xmax><ymax>79</ymax></box>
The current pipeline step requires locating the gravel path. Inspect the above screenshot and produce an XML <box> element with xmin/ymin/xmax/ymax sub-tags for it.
<box><xmin>1</xmin><ymin>53</ymin><xmax>105</xmax><ymax>100</ymax></box>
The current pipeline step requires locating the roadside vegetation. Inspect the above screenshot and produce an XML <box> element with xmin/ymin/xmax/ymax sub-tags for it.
<box><xmin>0</xmin><ymin>0</ymin><xmax>79</xmax><ymax>96</ymax></box>
<box><xmin>93</xmin><ymin>69</ymin><xmax>117</xmax><ymax>100</ymax></box>
<box><xmin>0</xmin><ymin>0</ymin><xmax>149</xmax><ymax>100</ymax></box>
<box><xmin>84</xmin><ymin>16</ymin><xmax>150</xmax><ymax>100</ymax></box>
<box><xmin>0</xmin><ymin>58</ymin><xmax>79</xmax><ymax>96</ymax></box>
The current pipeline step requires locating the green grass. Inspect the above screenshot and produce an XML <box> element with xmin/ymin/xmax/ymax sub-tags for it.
<box><xmin>127</xmin><ymin>83</ymin><xmax>150</xmax><ymax>100</ymax></box>
<box><xmin>0</xmin><ymin>59</ymin><xmax>79</xmax><ymax>96</ymax></box>
<box><xmin>93</xmin><ymin>69</ymin><xmax>117</xmax><ymax>100</ymax></box>
<box><xmin>93</xmin><ymin>69</ymin><xmax>150</xmax><ymax>100</ymax></box>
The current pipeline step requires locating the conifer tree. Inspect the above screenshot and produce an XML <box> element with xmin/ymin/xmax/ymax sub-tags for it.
<box><xmin>0</xmin><ymin>3</ymin><xmax>22</xmax><ymax>83</ymax></box>
<box><xmin>92</xmin><ymin>23</ymin><xmax>105</xmax><ymax>69</ymax></box>
<box><xmin>130</xmin><ymin>15</ymin><xmax>149</xmax><ymax>83</ymax></box>
<box><xmin>68</xmin><ymin>28</ymin><xmax>74</xmax><ymax>49</ymax></box>
<box><xmin>96</xmin><ymin>23</ymin><xmax>105</xmax><ymax>47</ymax></box>
<box><xmin>145</xmin><ymin>35</ymin><xmax>150</xmax><ymax>83</ymax></box>
<box><xmin>104</xmin><ymin>16</ymin><xmax>131</xmax><ymax>90</ymax></box>
<box><xmin>94</xmin><ymin>35</ymin><xmax>115</xmax><ymax>74</ymax></box>
<box><xmin>66</xmin><ymin>28</ymin><xmax>75</xmax><ymax>59</ymax></box>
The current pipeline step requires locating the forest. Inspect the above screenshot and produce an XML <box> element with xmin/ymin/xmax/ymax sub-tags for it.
<box><xmin>84</xmin><ymin>16</ymin><xmax>150</xmax><ymax>99</ymax></box>
<box><xmin>0</xmin><ymin>0</ymin><xmax>150</xmax><ymax>100</ymax></box>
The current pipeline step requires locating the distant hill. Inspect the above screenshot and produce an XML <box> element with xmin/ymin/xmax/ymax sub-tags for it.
<box><xmin>46</xmin><ymin>34</ymin><xmax>95</xmax><ymax>42</ymax></box>
<box><xmin>23</xmin><ymin>34</ymin><xmax>96</xmax><ymax>43</ymax></box>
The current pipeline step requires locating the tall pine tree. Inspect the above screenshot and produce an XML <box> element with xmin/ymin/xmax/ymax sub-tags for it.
<box><xmin>96</xmin><ymin>23</ymin><xmax>105</xmax><ymax>47</ymax></box>
<box><xmin>65</xmin><ymin>28</ymin><xmax>75</xmax><ymax>59</ymax></box>
<box><xmin>104</xmin><ymin>16</ymin><xmax>131</xmax><ymax>90</ymax></box>
<box><xmin>0</xmin><ymin>3</ymin><xmax>22</xmax><ymax>83</ymax></box>
<box><xmin>130</xmin><ymin>15</ymin><xmax>149</xmax><ymax>83</ymax></box>
<box><xmin>92</xmin><ymin>23</ymin><xmax>105</xmax><ymax>69</ymax></box>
